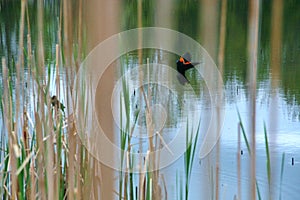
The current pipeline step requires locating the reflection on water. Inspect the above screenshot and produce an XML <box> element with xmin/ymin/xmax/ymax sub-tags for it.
<box><xmin>1</xmin><ymin>0</ymin><xmax>300</xmax><ymax>199</ymax></box>
<box><xmin>118</xmin><ymin>49</ymin><xmax>300</xmax><ymax>199</ymax></box>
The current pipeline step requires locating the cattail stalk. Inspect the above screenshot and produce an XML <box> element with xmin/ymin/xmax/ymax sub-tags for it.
<box><xmin>216</xmin><ymin>0</ymin><xmax>227</xmax><ymax>199</ymax></box>
<box><xmin>247</xmin><ymin>0</ymin><xmax>260</xmax><ymax>199</ymax></box>
<box><xmin>237</xmin><ymin>123</ymin><xmax>241</xmax><ymax>200</ymax></box>
<box><xmin>269</xmin><ymin>0</ymin><xmax>283</xmax><ymax>198</ymax></box>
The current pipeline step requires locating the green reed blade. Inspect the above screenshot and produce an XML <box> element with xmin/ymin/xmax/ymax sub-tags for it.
<box><xmin>263</xmin><ymin>122</ymin><xmax>271</xmax><ymax>187</ymax></box>
<box><xmin>256</xmin><ymin>180</ymin><xmax>262</xmax><ymax>200</ymax></box>
<box><xmin>279</xmin><ymin>152</ymin><xmax>285</xmax><ymax>200</ymax></box>
<box><xmin>237</xmin><ymin>108</ymin><xmax>251</xmax><ymax>155</ymax></box>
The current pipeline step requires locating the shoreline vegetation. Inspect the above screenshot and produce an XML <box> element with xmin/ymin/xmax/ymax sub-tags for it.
<box><xmin>1</xmin><ymin>1</ymin><xmax>86</xmax><ymax>199</ymax></box>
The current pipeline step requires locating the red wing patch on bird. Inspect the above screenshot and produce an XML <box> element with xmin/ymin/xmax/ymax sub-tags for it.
<box><xmin>179</xmin><ymin>57</ymin><xmax>191</xmax><ymax>65</ymax></box>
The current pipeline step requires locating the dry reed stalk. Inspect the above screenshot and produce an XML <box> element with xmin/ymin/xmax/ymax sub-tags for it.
<box><xmin>54</xmin><ymin>44</ymin><xmax>61</xmax><ymax>200</ymax></box>
<box><xmin>143</xmin><ymin>58</ymin><xmax>162</xmax><ymax>199</ymax></box>
<box><xmin>161</xmin><ymin>174</ymin><xmax>168</xmax><ymax>199</ymax></box>
<box><xmin>3</xmin><ymin>72</ymin><xmax>18</xmax><ymax>200</ymax></box>
<box><xmin>97</xmin><ymin>163</ymin><xmax>103</xmax><ymax>200</ymax></box>
<box><xmin>19</xmin><ymin>0</ymin><xmax>26</xmax><ymax>110</ymax></box>
<box><xmin>23</xmin><ymin>112</ymin><xmax>30</xmax><ymax>199</ymax></box>
<box><xmin>63</xmin><ymin>0</ymin><xmax>75</xmax><ymax>96</ymax></box>
<box><xmin>25</xmin><ymin>23</ymin><xmax>31</xmax><ymax>119</ymax></box>
<box><xmin>37</xmin><ymin>0</ymin><xmax>45</xmax><ymax>79</ymax></box>
<box><xmin>237</xmin><ymin>123</ymin><xmax>241</xmax><ymax>200</ymax></box>
<box><xmin>140</xmin><ymin>151</ymin><xmax>151</xmax><ymax>200</ymax></box>
<box><xmin>26</xmin><ymin>33</ymin><xmax>32</xmax><ymax>103</ymax></box>
<box><xmin>18</xmin><ymin>0</ymin><xmax>25</xmax><ymax>77</ymax></box>
<box><xmin>124</xmin><ymin>169</ymin><xmax>128</xmax><ymax>200</ymax></box>
<box><xmin>67</xmin><ymin>121</ymin><xmax>76</xmax><ymax>199</ymax></box>
<box><xmin>36</xmin><ymin>1</ymin><xmax>46</xmax><ymax>199</ymax></box>
<box><xmin>26</xmin><ymin>0</ymin><xmax>31</xmax><ymax>36</ymax></box>
<box><xmin>2</xmin><ymin>58</ymin><xmax>16</xmax><ymax>199</ymax></box>
<box><xmin>248</xmin><ymin>0</ymin><xmax>260</xmax><ymax>199</ymax></box>
<box><xmin>76</xmin><ymin>0</ymin><xmax>83</xmax><ymax>72</ymax></box>
<box><xmin>55</xmin><ymin>44</ymin><xmax>60</xmax><ymax>106</ymax></box>
<box><xmin>29</xmin><ymin>161</ymin><xmax>36</xmax><ymax>200</ymax></box>
<box><xmin>75</xmin><ymin>136</ymin><xmax>82</xmax><ymax>198</ymax></box>
<box><xmin>46</xmin><ymin>104</ymin><xmax>55</xmax><ymax>200</ymax></box>
<box><xmin>68</xmin><ymin>121</ymin><xmax>77</xmax><ymax>199</ymax></box>
<box><xmin>137</xmin><ymin>0</ymin><xmax>144</xmax><ymax>198</ymax></box>
<box><xmin>24</xmin><ymin>32</ymin><xmax>32</xmax><ymax>179</ymax></box>
<box><xmin>270</xmin><ymin>0</ymin><xmax>283</xmax><ymax>87</ymax></box>
<box><xmin>62</xmin><ymin>0</ymin><xmax>76</xmax><ymax>198</ymax></box>
<box><xmin>4</xmin><ymin>120</ymin><xmax>14</xmax><ymax>200</ymax></box>
<box><xmin>81</xmin><ymin>149</ymin><xmax>89</xmax><ymax>198</ymax></box>
<box><xmin>22</xmin><ymin>110</ymin><xmax>29</xmax><ymax>154</ymax></box>
<box><xmin>215</xmin><ymin>0</ymin><xmax>227</xmax><ymax>199</ymax></box>
<box><xmin>35</xmin><ymin>111</ymin><xmax>46</xmax><ymax>200</ymax></box>
<box><xmin>23</xmin><ymin>31</ymin><xmax>32</xmax><ymax>168</ymax></box>
<box><xmin>58</xmin><ymin>0</ymin><xmax>63</xmax><ymax>48</ymax></box>
<box><xmin>22</xmin><ymin>25</ymin><xmax>33</xmax><ymax>199</ymax></box>
<box><xmin>63</xmin><ymin>0</ymin><xmax>73</xmax><ymax>68</ymax></box>
<box><xmin>9</xmin><ymin>0</ymin><xmax>27</xmax><ymax>198</ymax></box>
<box><xmin>269</xmin><ymin>0</ymin><xmax>283</xmax><ymax>198</ymax></box>
<box><xmin>199</xmin><ymin>1</ymin><xmax>219</xmax><ymax>198</ymax></box>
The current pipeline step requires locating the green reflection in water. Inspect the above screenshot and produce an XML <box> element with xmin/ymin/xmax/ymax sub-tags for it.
<box><xmin>1</xmin><ymin>0</ymin><xmax>300</xmax><ymax>118</ymax></box>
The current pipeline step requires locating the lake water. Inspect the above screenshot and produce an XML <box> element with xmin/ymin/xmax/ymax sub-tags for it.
<box><xmin>1</xmin><ymin>1</ymin><xmax>300</xmax><ymax>199</ymax></box>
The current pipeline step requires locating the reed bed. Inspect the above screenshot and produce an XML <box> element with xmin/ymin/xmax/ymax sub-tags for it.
<box><xmin>0</xmin><ymin>1</ymin><xmax>290</xmax><ymax>200</ymax></box>
<box><xmin>0</xmin><ymin>1</ymin><xmax>90</xmax><ymax>199</ymax></box>
<box><xmin>118</xmin><ymin>57</ymin><xmax>171</xmax><ymax>200</ymax></box>
<box><xmin>184</xmin><ymin>118</ymin><xmax>200</xmax><ymax>200</ymax></box>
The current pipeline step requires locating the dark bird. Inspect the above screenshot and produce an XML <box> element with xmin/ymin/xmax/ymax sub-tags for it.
<box><xmin>176</xmin><ymin>52</ymin><xmax>200</xmax><ymax>84</ymax></box>
<box><xmin>51</xmin><ymin>95</ymin><xmax>65</xmax><ymax>112</ymax></box>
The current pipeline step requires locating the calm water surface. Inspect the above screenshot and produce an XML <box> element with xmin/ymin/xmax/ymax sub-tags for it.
<box><xmin>1</xmin><ymin>1</ymin><xmax>300</xmax><ymax>199</ymax></box>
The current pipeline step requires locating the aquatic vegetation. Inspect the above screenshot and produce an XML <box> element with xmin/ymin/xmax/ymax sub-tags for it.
<box><xmin>279</xmin><ymin>153</ymin><xmax>285</xmax><ymax>200</ymax></box>
<box><xmin>1</xmin><ymin>0</ymin><xmax>299</xmax><ymax>199</ymax></box>
<box><xmin>184</xmin><ymin>118</ymin><xmax>200</xmax><ymax>200</ymax></box>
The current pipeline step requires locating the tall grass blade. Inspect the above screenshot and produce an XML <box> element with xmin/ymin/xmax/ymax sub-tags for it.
<box><xmin>256</xmin><ymin>180</ymin><xmax>262</xmax><ymax>200</ymax></box>
<box><xmin>119</xmin><ymin>93</ymin><xmax>124</xmax><ymax>200</ymax></box>
<box><xmin>236</xmin><ymin>108</ymin><xmax>251</xmax><ymax>154</ymax></box>
<box><xmin>184</xmin><ymin>118</ymin><xmax>200</xmax><ymax>200</ymax></box>
<box><xmin>263</xmin><ymin>122</ymin><xmax>271</xmax><ymax>187</ymax></box>
<box><xmin>3</xmin><ymin>147</ymin><xmax>9</xmax><ymax>199</ymax></box>
<box><xmin>279</xmin><ymin>152</ymin><xmax>285</xmax><ymax>200</ymax></box>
